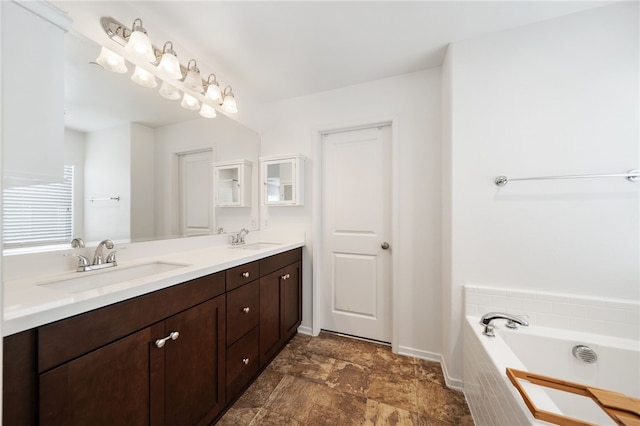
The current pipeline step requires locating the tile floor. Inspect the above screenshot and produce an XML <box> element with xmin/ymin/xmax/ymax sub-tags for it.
<box><xmin>218</xmin><ymin>332</ymin><xmax>474</xmax><ymax>425</ymax></box>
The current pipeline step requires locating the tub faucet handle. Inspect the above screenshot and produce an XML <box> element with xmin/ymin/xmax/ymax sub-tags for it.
<box><xmin>482</xmin><ymin>324</ymin><xmax>495</xmax><ymax>337</ymax></box>
<box><xmin>506</xmin><ymin>315</ymin><xmax>529</xmax><ymax>329</ymax></box>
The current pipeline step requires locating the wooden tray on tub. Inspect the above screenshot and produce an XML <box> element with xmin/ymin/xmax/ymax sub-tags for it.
<box><xmin>506</xmin><ymin>368</ymin><xmax>640</xmax><ymax>426</ymax></box>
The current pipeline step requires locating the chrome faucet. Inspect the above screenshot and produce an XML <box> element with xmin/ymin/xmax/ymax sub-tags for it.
<box><xmin>93</xmin><ymin>239</ymin><xmax>115</xmax><ymax>265</ymax></box>
<box><xmin>480</xmin><ymin>312</ymin><xmax>529</xmax><ymax>337</ymax></box>
<box><xmin>66</xmin><ymin>239</ymin><xmax>119</xmax><ymax>272</ymax></box>
<box><xmin>231</xmin><ymin>228</ymin><xmax>250</xmax><ymax>246</ymax></box>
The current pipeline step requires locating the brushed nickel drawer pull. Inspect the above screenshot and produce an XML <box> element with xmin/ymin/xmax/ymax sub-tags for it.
<box><xmin>242</xmin><ymin>272</ymin><xmax>250</xmax><ymax>278</ymax></box>
<box><xmin>281</xmin><ymin>273</ymin><xmax>290</xmax><ymax>280</ymax></box>
<box><xmin>242</xmin><ymin>307</ymin><xmax>250</xmax><ymax>313</ymax></box>
<box><xmin>242</xmin><ymin>357</ymin><xmax>249</xmax><ymax>365</ymax></box>
<box><xmin>155</xmin><ymin>331</ymin><xmax>179</xmax><ymax>348</ymax></box>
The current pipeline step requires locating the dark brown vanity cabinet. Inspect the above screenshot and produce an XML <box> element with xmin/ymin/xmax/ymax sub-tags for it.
<box><xmin>3</xmin><ymin>247</ymin><xmax>302</xmax><ymax>426</ymax></box>
<box><xmin>259</xmin><ymin>252</ymin><xmax>302</xmax><ymax>367</ymax></box>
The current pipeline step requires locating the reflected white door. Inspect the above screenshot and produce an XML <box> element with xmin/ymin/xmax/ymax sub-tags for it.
<box><xmin>321</xmin><ymin>125</ymin><xmax>391</xmax><ymax>342</ymax></box>
<box><xmin>178</xmin><ymin>150</ymin><xmax>212</xmax><ymax>236</ymax></box>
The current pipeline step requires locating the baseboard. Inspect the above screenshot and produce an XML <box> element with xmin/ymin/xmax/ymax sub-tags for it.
<box><xmin>297</xmin><ymin>325</ymin><xmax>313</xmax><ymax>336</ymax></box>
<box><xmin>440</xmin><ymin>358</ymin><xmax>463</xmax><ymax>391</ymax></box>
<box><xmin>397</xmin><ymin>345</ymin><xmax>463</xmax><ymax>391</ymax></box>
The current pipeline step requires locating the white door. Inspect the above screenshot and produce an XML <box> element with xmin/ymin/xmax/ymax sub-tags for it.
<box><xmin>178</xmin><ymin>150</ymin><xmax>212</xmax><ymax>236</ymax></box>
<box><xmin>321</xmin><ymin>125</ymin><xmax>392</xmax><ymax>342</ymax></box>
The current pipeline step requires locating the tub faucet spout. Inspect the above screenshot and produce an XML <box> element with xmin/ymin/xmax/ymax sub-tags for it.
<box><xmin>480</xmin><ymin>312</ymin><xmax>529</xmax><ymax>337</ymax></box>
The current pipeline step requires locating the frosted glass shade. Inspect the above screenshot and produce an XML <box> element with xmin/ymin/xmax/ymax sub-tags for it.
<box><xmin>96</xmin><ymin>47</ymin><xmax>127</xmax><ymax>73</ymax></box>
<box><xmin>205</xmin><ymin>83</ymin><xmax>222</xmax><ymax>103</ymax></box>
<box><xmin>125</xmin><ymin>30</ymin><xmax>156</xmax><ymax>62</ymax></box>
<box><xmin>159</xmin><ymin>80</ymin><xmax>181</xmax><ymax>100</ymax></box>
<box><xmin>157</xmin><ymin>52</ymin><xmax>182</xmax><ymax>80</ymax></box>
<box><xmin>221</xmin><ymin>92</ymin><xmax>238</xmax><ymax>114</ymax></box>
<box><xmin>183</xmin><ymin>69</ymin><xmax>204</xmax><ymax>93</ymax></box>
<box><xmin>131</xmin><ymin>66</ymin><xmax>157</xmax><ymax>88</ymax></box>
<box><xmin>199</xmin><ymin>103</ymin><xmax>217</xmax><ymax>118</ymax></box>
<box><xmin>181</xmin><ymin>93</ymin><xmax>200</xmax><ymax>110</ymax></box>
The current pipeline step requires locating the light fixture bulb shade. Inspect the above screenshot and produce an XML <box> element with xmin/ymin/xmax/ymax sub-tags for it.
<box><xmin>199</xmin><ymin>103</ymin><xmax>217</xmax><ymax>118</ymax></box>
<box><xmin>131</xmin><ymin>65</ymin><xmax>157</xmax><ymax>88</ymax></box>
<box><xmin>183</xmin><ymin>69</ymin><xmax>204</xmax><ymax>93</ymax></box>
<box><xmin>205</xmin><ymin>83</ymin><xmax>222</xmax><ymax>103</ymax></box>
<box><xmin>181</xmin><ymin>93</ymin><xmax>200</xmax><ymax>110</ymax></box>
<box><xmin>157</xmin><ymin>52</ymin><xmax>182</xmax><ymax>80</ymax></box>
<box><xmin>159</xmin><ymin>80</ymin><xmax>181</xmax><ymax>100</ymax></box>
<box><xmin>96</xmin><ymin>47</ymin><xmax>127</xmax><ymax>73</ymax></box>
<box><xmin>221</xmin><ymin>93</ymin><xmax>238</xmax><ymax>114</ymax></box>
<box><xmin>125</xmin><ymin>30</ymin><xmax>156</xmax><ymax>62</ymax></box>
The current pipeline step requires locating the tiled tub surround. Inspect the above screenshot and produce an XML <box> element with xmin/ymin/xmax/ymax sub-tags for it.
<box><xmin>465</xmin><ymin>284</ymin><xmax>640</xmax><ymax>341</ymax></box>
<box><xmin>463</xmin><ymin>285</ymin><xmax>640</xmax><ymax>426</ymax></box>
<box><xmin>3</xmin><ymin>231</ymin><xmax>305</xmax><ymax>336</ymax></box>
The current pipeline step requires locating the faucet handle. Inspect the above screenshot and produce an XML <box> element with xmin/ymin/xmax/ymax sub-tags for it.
<box><xmin>64</xmin><ymin>253</ymin><xmax>90</xmax><ymax>267</ymax></box>
<box><xmin>106</xmin><ymin>247</ymin><xmax>126</xmax><ymax>264</ymax></box>
<box><xmin>506</xmin><ymin>315</ymin><xmax>529</xmax><ymax>329</ymax></box>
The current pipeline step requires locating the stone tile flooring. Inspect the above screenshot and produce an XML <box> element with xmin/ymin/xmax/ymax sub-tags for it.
<box><xmin>218</xmin><ymin>332</ymin><xmax>474</xmax><ymax>425</ymax></box>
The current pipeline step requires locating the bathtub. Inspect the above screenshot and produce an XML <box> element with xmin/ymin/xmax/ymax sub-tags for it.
<box><xmin>463</xmin><ymin>315</ymin><xmax>640</xmax><ymax>425</ymax></box>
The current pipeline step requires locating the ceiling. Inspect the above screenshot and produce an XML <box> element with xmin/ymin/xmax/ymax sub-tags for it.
<box><xmin>125</xmin><ymin>1</ymin><xmax>611</xmax><ymax>103</ymax></box>
<box><xmin>57</xmin><ymin>1</ymin><xmax>612</xmax><ymax>132</ymax></box>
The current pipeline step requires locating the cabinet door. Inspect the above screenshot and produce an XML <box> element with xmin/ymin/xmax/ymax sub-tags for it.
<box><xmin>282</xmin><ymin>262</ymin><xmax>302</xmax><ymax>341</ymax></box>
<box><xmin>259</xmin><ymin>269</ymin><xmax>283</xmax><ymax>367</ymax></box>
<box><xmin>39</xmin><ymin>327</ymin><xmax>154</xmax><ymax>426</ymax></box>
<box><xmin>164</xmin><ymin>296</ymin><xmax>226</xmax><ymax>426</ymax></box>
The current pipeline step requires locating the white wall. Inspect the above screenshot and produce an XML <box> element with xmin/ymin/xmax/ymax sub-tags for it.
<box><xmin>130</xmin><ymin>123</ymin><xmax>155</xmax><ymax>241</ymax></box>
<box><xmin>153</xmin><ymin>114</ymin><xmax>260</xmax><ymax>238</ymax></box>
<box><xmin>443</xmin><ymin>2</ymin><xmax>639</xmax><ymax>382</ymax></box>
<box><xmin>84</xmin><ymin>124</ymin><xmax>131</xmax><ymax>242</ymax></box>
<box><xmin>259</xmin><ymin>69</ymin><xmax>443</xmax><ymax>358</ymax></box>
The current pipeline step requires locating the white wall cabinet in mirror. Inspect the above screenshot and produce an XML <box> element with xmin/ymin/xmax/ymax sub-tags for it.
<box><xmin>260</xmin><ymin>155</ymin><xmax>305</xmax><ymax>206</ymax></box>
<box><xmin>213</xmin><ymin>160</ymin><xmax>253</xmax><ymax>207</ymax></box>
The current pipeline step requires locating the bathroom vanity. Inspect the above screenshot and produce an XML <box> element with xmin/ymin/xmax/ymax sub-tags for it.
<box><xmin>3</xmin><ymin>244</ymin><xmax>303</xmax><ymax>425</ymax></box>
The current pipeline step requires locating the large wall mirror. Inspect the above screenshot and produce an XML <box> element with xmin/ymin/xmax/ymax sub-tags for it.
<box><xmin>3</xmin><ymin>28</ymin><xmax>260</xmax><ymax>253</ymax></box>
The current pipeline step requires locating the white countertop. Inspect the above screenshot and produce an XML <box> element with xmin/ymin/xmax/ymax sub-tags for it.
<box><xmin>3</xmin><ymin>234</ymin><xmax>304</xmax><ymax>336</ymax></box>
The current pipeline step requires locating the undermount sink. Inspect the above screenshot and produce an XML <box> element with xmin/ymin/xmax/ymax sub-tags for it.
<box><xmin>238</xmin><ymin>242</ymin><xmax>282</xmax><ymax>250</ymax></box>
<box><xmin>38</xmin><ymin>262</ymin><xmax>188</xmax><ymax>294</ymax></box>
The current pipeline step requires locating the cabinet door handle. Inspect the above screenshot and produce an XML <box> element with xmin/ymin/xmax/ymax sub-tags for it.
<box><xmin>242</xmin><ymin>357</ymin><xmax>250</xmax><ymax>365</ymax></box>
<box><xmin>242</xmin><ymin>307</ymin><xmax>250</xmax><ymax>313</ymax></box>
<box><xmin>242</xmin><ymin>272</ymin><xmax>250</xmax><ymax>278</ymax></box>
<box><xmin>155</xmin><ymin>331</ymin><xmax>179</xmax><ymax>348</ymax></box>
<box><xmin>281</xmin><ymin>273</ymin><xmax>290</xmax><ymax>280</ymax></box>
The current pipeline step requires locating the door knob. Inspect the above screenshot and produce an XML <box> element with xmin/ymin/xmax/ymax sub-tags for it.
<box><xmin>381</xmin><ymin>242</ymin><xmax>390</xmax><ymax>250</ymax></box>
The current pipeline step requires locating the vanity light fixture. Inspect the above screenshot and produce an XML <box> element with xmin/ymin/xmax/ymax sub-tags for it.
<box><xmin>125</xmin><ymin>18</ymin><xmax>156</xmax><ymax>62</ymax></box>
<box><xmin>156</xmin><ymin>41</ymin><xmax>182</xmax><ymax>80</ymax></box>
<box><xmin>205</xmin><ymin>74</ymin><xmax>222</xmax><ymax>103</ymax></box>
<box><xmin>131</xmin><ymin>65</ymin><xmax>157</xmax><ymax>88</ymax></box>
<box><xmin>159</xmin><ymin>80</ymin><xmax>181</xmax><ymax>100</ymax></box>
<box><xmin>99</xmin><ymin>16</ymin><xmax>238</xmax><ymax>118</ymax></box>
<box><xmin>221</xmin><ymin>86</ymin><xmax>238</xmax><ymax>114</ymax></box>
<box><xmin>199</xmin><ymin>103</ymin><xmax>217</xmax><ymax>118</ymax></box>
<box><xmin>96</xmin><ymin>46</ymin><xmax>127</xmax><ymax>73</ymax></box>
<box><xmin>181</xmin><ymin>92</ymin><xmax>200</xmax><ymax>110</ymax></box>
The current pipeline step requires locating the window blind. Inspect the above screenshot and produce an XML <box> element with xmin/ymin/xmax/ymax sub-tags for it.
<box><xmin>3</xmin><ymin>165</ymin><xmax>73</xmax><ymax>248</ymax></box>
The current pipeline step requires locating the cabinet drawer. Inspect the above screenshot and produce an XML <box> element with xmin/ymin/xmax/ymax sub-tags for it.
<box><xmin>226</xmin><ymin>261</ymin><xmax>259</xmax><ymax>291</ymax></box>
<box><xmin>259</xmin><ymin>248</ymin><xmax>302</xmax><ymax>276</ymax></box>
<box><xmin>226</xmin><ymin>327</ymin><xmax>259</xmax><ymax>400</ymax></box>
<box><xmin>226</xmin><ymin>280</ymin><xmax>259</xmax><ymax>346</ymax></box>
